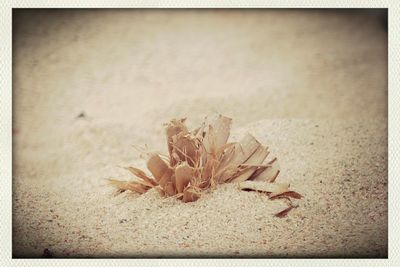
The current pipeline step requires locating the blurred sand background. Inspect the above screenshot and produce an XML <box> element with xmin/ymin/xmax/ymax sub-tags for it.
<box><xmin>12</xmin><ymin>9</ymin><xmax>387</xmax><ymax>257</ymax></box>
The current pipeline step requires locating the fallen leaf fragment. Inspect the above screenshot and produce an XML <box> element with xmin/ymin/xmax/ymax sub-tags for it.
<box><xmin>239</xmin><ymin>180</ymin><xmax>300</xmax><ymax>217</ymax></box>
<box><xmin>270</xmin><ymin>191</ymin><xmax>303</xmax><ymax>200</ymax></box>
<box><xmin>275</xmin><ymin>205</ymin><xmax>294</xmax><ymax>218</ymax></box>
<box><xmin>238</xmin><ymin>180</ymin><xmax>290</xmax><ymax>194</ymax></box>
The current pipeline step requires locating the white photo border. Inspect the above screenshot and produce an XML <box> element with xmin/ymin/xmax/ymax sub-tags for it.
<box><xmin>1</xmin><ymin>1</ymin><xmax>398</xmax><ymax>266</ymax></box>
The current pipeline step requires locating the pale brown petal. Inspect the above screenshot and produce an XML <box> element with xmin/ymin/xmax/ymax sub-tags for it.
<box><xmin>230</xmin><ymin>145</ymin><xmax>270</xmax><ymax>183</ymax></box>
<box><xmin>232</xmin><ymin>133</ymin><xmax>261</xmax><ymax>164</ymax></box>
<box><xmin>200</xmin><ymin>157</ymin><xmax>220</xmax><ymax>187</ymax></box>
<box><xmin>175</xmin><ymin>162</ymin><xmax>195</xmax><ymax>193</ymax></box>
<box><xmin>250</xmin><ymin>158</ymin><xmax>280</xmax><ymax>182</ymax></box>
<box><xmin>171</xmin><ymin>133</ymin><xmax>200</xmax><ymax>167</ymax></box>
<box><xmin>182</xmin><ymin>187</ymin><xmax>200</xmax><ymax>202</ymax></box>
<box><xmin>216</xmin><ymin>134</ymin><xmax>260</xmax><ymax>182</ymax></box>
<box><xmin>147</xmin><ymin>154</ymin><xmax>170</xmax><ymax>182</ymax></box>
<box><xmin>157</xmin><ymin>168</ymin><xmax>175</xmax><ymax>194</ymax></box>
<box><xmin>203</xmin><ymin>115</ymin><xmax>232</xmax><ymax>155</ymax></box>
<box><xmin>154</xmin><ymin>185</ymin><xmax>166</xmax><ymax>197</ymax></box>
<box><xmin>165</xmin><ymin>118</ymin><xmax>189</xmax><ymax>166</ymax></box>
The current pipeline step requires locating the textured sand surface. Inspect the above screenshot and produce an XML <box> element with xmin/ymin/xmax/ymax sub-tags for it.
<box><xmin>12</xmin><ymin>9</ymin><xmax>387</xmax><ymax>257</ymax></box>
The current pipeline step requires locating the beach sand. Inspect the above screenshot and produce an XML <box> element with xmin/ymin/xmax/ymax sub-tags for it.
<box><xmin>12</xmin><ymin>9</ymin><xmax>387</xmax><ymax>257</ymax></box>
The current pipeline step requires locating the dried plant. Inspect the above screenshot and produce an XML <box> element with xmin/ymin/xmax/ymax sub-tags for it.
<box><xmin>109</xmin><ymin>115</ymin><xmax>301</xmax><ymax>217</ymax></box>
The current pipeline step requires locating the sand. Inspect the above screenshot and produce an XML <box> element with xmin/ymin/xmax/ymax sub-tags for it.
<box><xmin>12</xmin><ymin>9</ymin><xmax>387</xmax><ymax>258</ymax></box>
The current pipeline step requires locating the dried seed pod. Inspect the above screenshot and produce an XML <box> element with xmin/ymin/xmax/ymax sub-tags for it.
<box><xmin>108</xmin><ymin>114</ymin><xmax>300</xmax><ymax>216</ymax></box>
